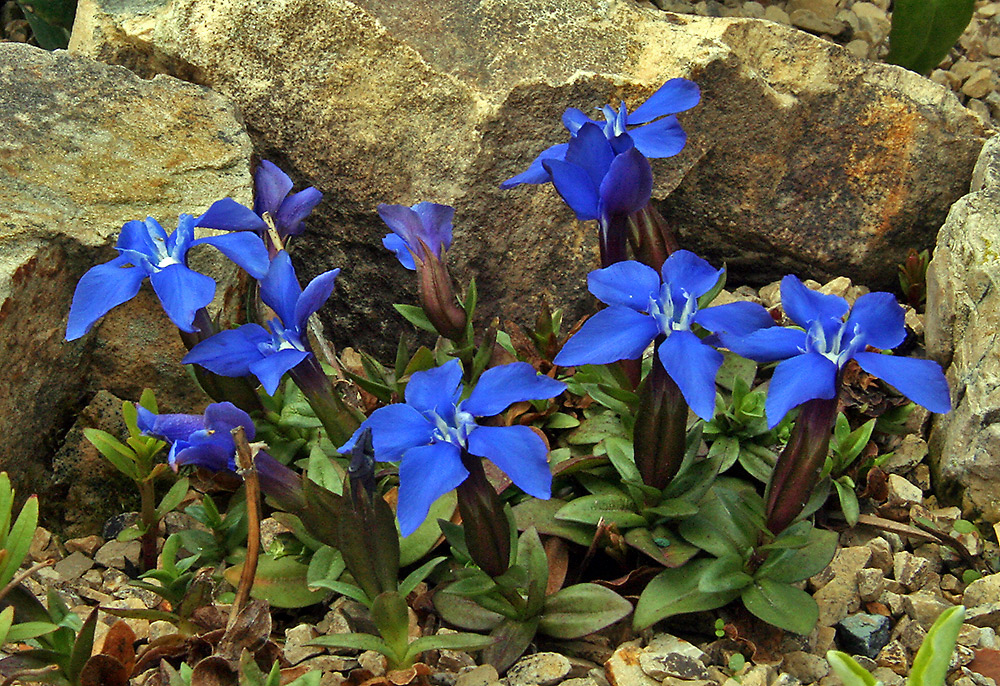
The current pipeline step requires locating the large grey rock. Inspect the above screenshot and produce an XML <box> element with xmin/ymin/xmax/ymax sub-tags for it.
<box><xmin>0</xmin><ymin>43</ymin><xmax>252</xmax><ymax>526</ymax></box>
<box><xmin>69</xmin><ymin>0</ymin><xmax>985</xmax><ymax>358</ymax></box>
<box><xmin>925</xmin><ymin>133</ymin><xmax>1000</xmax><ymax>523</ymax></box>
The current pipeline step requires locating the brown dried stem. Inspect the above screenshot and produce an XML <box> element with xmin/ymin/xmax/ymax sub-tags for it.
<box><xmin>229</xmin><ymin>426</ymin><xmax>261</xmax><ymax>628</ymax></box>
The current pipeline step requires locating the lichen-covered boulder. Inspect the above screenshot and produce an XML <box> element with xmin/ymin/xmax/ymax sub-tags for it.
<box><xmin>0</xmin><ymin>43</ymin><xmax>252</xmax><ymax>522</ymax></box>
<box><xmin>68</xmin><ymin>0</ymin><xmax>986</xmax><ymax>358</ymax></box>
<box><xmin>925</xmin><ymin>134</ymin><xmax>1000</xmax><ymax>523</ymax></box>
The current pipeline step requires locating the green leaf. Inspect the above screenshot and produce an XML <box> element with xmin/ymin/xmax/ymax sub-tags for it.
<box><xmin>155</xmin><ymin>478</ymin><xmax>189</xmax><ymax>520</ymax></box>
<box><xmin>887</xmin><ymin>0</ymin><xmax>975</xmax><ymax>75</ymax></box>
<box><xmin>344</xmin><ymin>369</ymin><xmax>395</xmax><ymax>404</ymax></box>
<box><xmin>603</xmin><ymin>437</ymin><xmax>640</xmax><ymax>483</ymax></box>
<box><xmin>122</xmin><ymin>401</ymin><xmax>140</xmax><ymax>437</ymax></box>
<box><xmin>834</xmin><ymin>477</ymin><xmax>860</xmax><ymax>526</ymax></box>
<box><xmin>224</xmin><ymin>555</ymin><xmax>330</xmax><ymax>608</ymax></box>
<box><xmin>14</xmin><ymin>0</ymin><xmax>72</xmax><ymax>49</ymax></box>
<box><xmin>84</xmin><ymin>429</ymin><xmax>140</xmax><ymax>481</ymax></box>
<box><xmin>434</xmin><ymin>591</ymin><xmax>507</xmax><ymax>631</ymax></box>
<box><xmin>909</xmin><ymin>605</ymin><xmax>965</xmax><ymax>686</ymax></box>
<box><xmin>403</xmin><ymin>632</ymin><xmax>494</xmax><ymax>664</ymax></box>
<box><xmin>306</xmin><ymin>546</ymin><xmax>346</xmax><ymax>591</ymax></box>
<box><xmin>399</xmin><ymin>557</ymin><xmax>446</xmax><ymax>597</ymax></box>
<box><xmin>715</xmin><ymin>352</ymin><xmax>757</xmax><ymax>393</ymax></box>
<box><xmin>699</xmin><ymin>555</ymin><xmax>754</xmax><ymax>594</ymax></box>
<box><xmin>308</xmin><ymin>580</ymin><xmax>371</xmax><ymax>606</ymax></box>
<box><xmin>556</xmin><ymin>493</ymin><xmax>645</xmax><ymax>529</ymax></box>
<box><xmin>464</xmin><ymin>277</ymin><xmax>478</xmax><ymax>320</ymax></box>
<box><xmin>371</xmin><ymin>592</ymin><xmax>410</xmax><ymax>661</ymax></box>
<box><xmin>623</xmin><ymin>526</ymin><xmax>699</xmax><ymax>568</ymax></box>
<box><xmin>399</xmin><ymin>490</ymin><xmax>455</xmax><ymax>566</ymax></box>
<box><xmin>68</xmin><ymin>609</ymin><xmax>98</xmax><ymax>682</ymax></box>
<box><xmin>741</xmin><ymin>580</ymin><xmax>818</xmax><ymax>635</ymax></box>
<box><xmin>539</xmin><ymin>584</ymin><xmax>632</xmax><ymax>639</ymax></box>
<box><xmin>566</xmin><ymin>413</ymin><xmax>627</xmax><ymax>445</ymax></box>
<box><xmin>545</xmin><ymin>413</ymin><xmax>581</xmax><ymax>429</ymax></box>
<box><xmin>634</xmin><ymin>560</ymin><xmax>740</xmax><ymax>630</ymax></box>
<box><xmin>394</xmin><ymin>304</ymin><xmax>438</xmax><ymax>333</ymax></box>
<box><xmin>117</xmin><ymin>526</ymin><xmax>144</xmax><ymax>542</ymax></box>
<box><xmin>511</xmin><ymin>499</ymin><xmax>593</xmax><ymax>547</ymax></box>
<box><xmin>707</xmin><ymin>437</ymin><xmax>740</xmax><ymax>474</ymax></box>
<box><xmin>0</xmin><ymin>474</ymin><xmax>12</xmax><ymax>550</ymax></box>
<box><xmin>515</xmin><ymin>528</ymin><xmax>549</xmax><ymax>616</ymax></box>
<box><xmin>403</xmin><ymin>346</ymin><xmax>437</xmax><ymax>377</ymax></box>
<box><xmin>306</xmin><ymin>444</ymin><xmax>344</xmax><ymax>495</ymax></box>
<box><xmin>310</xmin><ymin>633</ymin><xmax>392</xmax><ymax>654</ymax></box>
<box><xmin>756</xmin><ymin>527</ymin><xmax>838</xmax><ymax>584</ymax></box>
<box><xmin>482</xmin><ymin>617</ymin><xmax>540</xmax><ymax>675</ymax></box>
<box><xmin>826</xmin><ymin>651</ymin><xmax>880</xmax><ymax>686</ymax></box>
<box><xmin>0</xmin><ymin>495</ymin><xmax>37</xmax><ymax>587</ymax></box>
<box><xmin>5</xmin><ymin>621</ymin><xmax>60</xmax><ymax>643</ymax></box>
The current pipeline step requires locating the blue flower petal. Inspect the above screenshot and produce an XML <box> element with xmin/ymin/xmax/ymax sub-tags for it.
<box><xmin>172</xmin><ymin>435</ymin><xmax>234</xmax><ymax>472</ymax></box>
<box><xmin>194</xmin><ymin>198</ymin><xmax>268</xmax><ymax>233</ymax></box>
<box><xmin>254</xmin><ymin>160</ymin><xmax>295</xmax><ymax>217</ymax></box>
<box><xmin>694</xmin><ymin>301</ymin><xmax>776</xmax><ymax>336</ymax></box>
<box><xmin>657</xmin><ymin>330</ymin><xmax>723</xmax><ymax>421</ymax></box>
<box><xmin>500</xmin><ymin>143</ymin><xmax>569</xmax><ymax>189</ymax></box>
<box><xmin>718</xmin><ymin>326</ymin><xmax>808</xmax><ymax>363</ymax></box>
<box><xmin>628</xmin><ymin>115</ymin><xmax>687</xmax><ymax>159</ymax></box>
<box><xmin>553</xmin><ymin>306</ymin><xmax>659</xmax><ymax>366</ymax></box>
<box><xmin>587</xmin><ymin>261</ymin><xmax>661</xmax><ymax>311</ymax></box>
<box><xmin>410</xmin><ymin>202</ymin><xmax>454</xmax><ymax>257</ymax></box>
<box><xmin>780</xmin><ymin>275</ymin><xmax>848</xmax><ymax>329</ymax></box>
<box><xmin>249</xmin><ymin>348</ymin><xmax>310</xmax><ymax>395</ymax></box>
<box><xmin>404</xmin><ymin>359</ymin><xmax>464</xmax><ymax>417</ymax></box>
<box><xmin>149</xmin><ymin>264</ymin><xmax>216</xmax><ymax>333</ymax></box>
<box><xmin>377</xmin><ymin>204</ymin><xmax>423</xmax><ymax>250</ymax></box>
<box><xmin>662</xmin><ymin>250</ymin><xmax>723</xmax><ymax>301</ymax></box>
<box><xmin>276</xmin><ymin>187</ymin><xmax>323</xmax><ymax>236</ymax></box>
<box><xmin>294</xmin><ymin>268</ymin><xmax>340</xmax><ymax>331</ymax></box>
<box><xmin>845</xmin><ymin>292</ymin><xmax>906</xmax><ymax>351</ymax></box>
<box><xmin>170</xmin><ymin>215</ymin><xmax>198</xmax><ymax>261</ymax></box>
<box><xmin>598</xmin><ymin>147</ymin><xmax>653</xmax><ymax>217</ymax></box>
<box><xmin>116</xmin><ymin>219</ymin><xmax>159</xmax><ymax>257</ymax></box>
<box><xmin>204</xmin><ymin>402</ymin><xmax>256</xmax><ymax>441</ymax></box>
<box><xmin>65</xmin><ymin>256</ymin><xmax>147</xmax><ymax>340</ymax></box>
<box><xmin>362</xmin><ymin>404</ymin><xmax>437</xmax><ymax>461</ymax></box>
<box><xmin>562</xmin><ymin>107</ymin><xmax>595</xmax><ymax>134</ymax></box>
<box><xmin>193</xmin><ymin>231</ymin><xmax>271</xmax><ymax>280</ymax></box>
<box><xmin>765</xmin><ymin>353</ymin><xmax>838</xmax><ymax>428</ymax></box>
<box><xmin>467</xmin><ymin>425</ymin><xmax>552</xmax><ymax>499</ymax></box>
<box><xmin>183</xmin><ymin>324</ymin><xmax>271</xmax><ymax>376</ymax></box>
<box><xmin>383</xmin><ymin>233</ymin><xmax>417</xmax><ymax>270</ymax></box>
<box><xmin>260</xmin><ymin>251</ymin><xmax>301</xmax><ymax>327</ymax></box>
<box><xmin>544</xmin><ymin>159</ymin><xmax>601</xmax><ymax>221</ymax></box>
<box><xmin>136</xmin><ymin>407</ymin><xmax>204</xmax><ymax>442</ymax></box>
<box><xmin>463</xmin><ymin>363</ymin><xmax>566</xmax><ymax>417</ymax></box>
<box><xmin>853</xmin><ymin>352</ymin><xmax>951</xmax><ymax>414</ymax></box>
<box><xmin>628</xmin><ymin>78</ymin><xmax>701</xmax><ymax>125</ymax></box>
<box><xmin>398</xmin><ymin>442</ymin><xmax>467</xmax><ymax>537</ymax></box>
<box><xmin>566</xmin><ymin>123</ymin><xmax>615</xmax><ymax>189</ymax></box>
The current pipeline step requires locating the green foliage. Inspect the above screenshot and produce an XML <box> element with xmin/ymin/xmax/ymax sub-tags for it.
<box><xmin>13</xmin><ymin>0</ymin><xmax>75</xmax><ymax>49</ymax></box>
<box><xmin>887</xmin><ymin>0</ymin><xmax>974</xmax><ymax>75</ymax></box>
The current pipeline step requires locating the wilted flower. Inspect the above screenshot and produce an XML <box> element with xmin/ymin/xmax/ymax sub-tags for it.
<box><xmin>720</xmin><ymin>275</ymin><xmax>951</xmax><ymax>427</ymax></box>
<box><xmin>554</xmin><ymin>251</ymin><xmax>773</xmax><ymax>421</ymax></box>
<box><xmin>66</xmin><ymin>215</ymin><xmax>269</xmax><ymax>340</ymax></box>
<box><xmin>339</xmin><ymin>359</ymin><xmax>566</xmax><ymax>536</ymax></box>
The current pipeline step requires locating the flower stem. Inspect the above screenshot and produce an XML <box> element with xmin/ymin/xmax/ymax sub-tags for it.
<box><xmin>290</xmin><ymin>354</ymin><xmax>361</xmax><ymax>447</ymax></box>
<box><xmin>229</xmin><ymin>426</ymin><xmax>261</xmax><ymax>626</ymax></box>
<box><xmin>138</xmin><ymin>477</ymin><xmax>158</xmax><ymax>573</ymax></box>
<box><xmin>633</xmin><ymin>358</ymin><xmax>688</xmax><ymax>492</ymax></box>
<box><xmin>456</xmin><ymin>452</ymin><xmax>512</xmax><ymax>579</ymax></box>
<box><xmin>765</xmin><ymin>395</ymin><xmax>840</xmax><ymax>535</ymax></box>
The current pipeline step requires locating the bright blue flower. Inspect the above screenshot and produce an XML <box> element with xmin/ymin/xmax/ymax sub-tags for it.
<box><xmin>542</xmin><ymin>124</ymin><xmax>654</xmax><ymax>229</ymax></box>
<box><xmin>720</xmin><ymin>275</ymin><xmax>951</xmax><ymax>428</ymax></box>
<box><xmin>501</xmin><ymin>78</ymin><xmax>700</xmax><ymax>189</ymax></box>
<box><xmin>137</xmin><ymin>401</ymin><xmax>256</xmax><ymax>472</ymax></box>
<box><xmin>377</xmin><ymin>202</ymin><xmax>454</xmax><ymax>270</ymax></box>
<box><xmin>553</xmin><ymin>252</ymin><xmax>774</xmax><ymax>421</ymax></box>
<box><xmin>182</xmin><ymin>251</ymin><xmax>340</xmax><ymax>395</ymax></box>
<box><xmin>338</xmin><ymin>359</ymin><xmax>566</xmax><ymax>536</ymax></box>
<box><xmin>195</xmin><ymin>160</ymin><xmax>323</xmax><ymax>239</ymax></box>
<box><xmin>66</xmin><ymin>215</ymin><xmax>270</xmax><ymax>340</ymax></box>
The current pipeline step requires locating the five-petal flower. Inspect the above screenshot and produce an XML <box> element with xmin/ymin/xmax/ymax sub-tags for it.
<box><xmin>66</xmin><ymin>215</ymin><xmax>270</xmax><ymax>340</ymax></box>
<box><xmin>182</xmin><ymin>250</ymin><xmax>340</xmax><ymax>395</ymax></box>
<box><xmin>553</xmin><ymin>251</ymin><xmax>774</xmax><ymax>421</ymax></box>
<box><xmin>719</xmin><ymin>275</ymin><xmax>951</xmax><ymax>428</ymax></box>
<box><xmin>377</xmin><ymin>202</ymin><xmax>454</xmax><ymax>270</ymax></box>
<box><xmin>338</xmin><ymin>359</ymin><xmax>566</xmax><ymax>536</ymax></box>
<box><xmin>137</xmin><ymin>401</ymin><xmax>256</xmax><ymax>472</ymax></box>
<box><xmin>501</xmin><ymin>78</ymin><xmax>700</xmax><ymax>189</ymax></box>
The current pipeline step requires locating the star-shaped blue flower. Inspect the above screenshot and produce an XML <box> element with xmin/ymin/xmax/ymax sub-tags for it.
<box><xmin>338</xmin><ymin>359</ymin><xmax>566</xmax><ymax>536</ymax></box>
<box><xmin>66</xmin><ymin>215</ymin><xmax>270</xmax><ymax>340</ymax></box>
<box><xmin>195</xmin><ymin>161</ymin><xmax>323</xmax><ymax>240</ymax></box>
<box><xmin>720</xmin><ymin>275</ymin><xmax>951</xmax><ymax>428</ymax></box>
<box><xmin>553</xmin><ymin>251</ymin><xmax>774</xmax><ymax>421</ymax></box>
<box><xmin>137</xmin><ymin>401</ymin><xmax>256</xmax><ymax>472</ymax></box>
<box><xmin>501</xmin><ymin>78</ymin><xmax>700</xmax><ymax>189</ymax></box>
<box><xmin>377</xmin><ymin>202</ymin><xmax>454</xmax><ymax>270</ymax></box>
<box><xmin>182</xmin><ymin>250</ymin><xmax>340</xmax><ymax>395</ymax></box>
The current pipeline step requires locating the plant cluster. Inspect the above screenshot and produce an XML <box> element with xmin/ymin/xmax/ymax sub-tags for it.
<box><xmin>0</xmin><ymin>79</ymin><xmax>965</xmax><ymax>683</ymax></box>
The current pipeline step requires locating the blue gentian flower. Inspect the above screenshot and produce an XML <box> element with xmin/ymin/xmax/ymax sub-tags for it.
<box><xmin>377</xmin><ymin>202</ymin><xmax>454</xmax><ymax>270</ymax></box>
<box><xmin>553</xmin><ymin>251</ymin><xmax>774</xmax><ymax>421</ymax></box>
<box><xmin>338</xmin><ymin>359</ymin><xmax>566</xmax><ymax>536</ymax></box>
<box><xmin>195</xmin><ymin>161</ymin><xmax>323</xmax><ymax>240</ymax></box>
<box><xmin>66</xmin><ymin>215</ymin><xmax>270</xmax><ymax>340</ymax></box>
<box><xmin>182</xmin><ymin>251</ymin><xmax>340</xmax><ymax>395</ymax></box>
<box><xmin>137</xmin><ymin>401</ymin><xmax>256</xmax><ymax>472</ymax></box>
<box><xmin>501</xmin><ymin>78</ymin><xmax>700</xmax><ymax>189</ymax></box>
<box><xmin>720</xmin><ymin>275</ymin><xmax>951</xmax><ymax>428</ymax></box>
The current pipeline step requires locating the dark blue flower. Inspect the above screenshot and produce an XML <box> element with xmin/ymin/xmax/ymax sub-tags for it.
<box><xmin>720</xmin><ymin>275</ymin><xmax>951</xmax><ymax>428</ymax></box>
<box><xmin>501</xmin><ymin>78</ymin><xmax>700</xmax><ymax>189</ymax></box>
<box><xmin>195</xmin><ymin>161</ymin><xmax>323</xmax><ymax>240</ymax></box>
<box><xmin>377</xmin><ymin>202</ymin><xmax>454</xmax><ymax>270</ymax></box>
<box><xmin>338</xmin><ymin>359</ymin><xmax>566</xmax><ymax>536</ymax></box>
<box><xmin>182</xmin><ymin>250</ymin><xmax>340</xmax><ymax>395</ymax></box>
<box><xmin>66</xmin><ymin>215</ymin><xmax>270</xmax><ymax>340</ymax></box>
<box><xmin>553</xmin><ymin>252</ymin><xmax>774</xmax><ymax>421</ymax></box>
<box><xmin>137</xmin><ymin>401</ymin><xmax>255</xmax><ymax>472</ymax></box>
